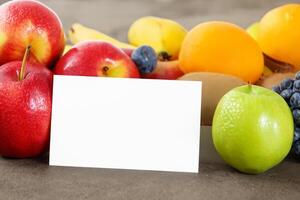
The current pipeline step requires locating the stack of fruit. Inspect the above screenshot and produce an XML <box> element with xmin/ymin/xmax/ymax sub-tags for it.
<box><xmin>0</xmin><ymin>0</ymin><xmax>188</xmax><ymax>158</ymax></box>
<box><xmin>64</xmin><ymin>17</ymin><xmax>187</xmax><ymax>80</ymax></box>
<box><xmin>0</xmin><ymin>0</ymin><xmax>64</xmax><ymax>158</ymax></box>
<box><xmin>0</xmin><ymin>0</ymin><xmax>299</xmax><ymax>175</ymax></box>
<box><xmin>246</xmin><ymin>4</ymin><xmax>300</xmax><ymax>88</ymax></box>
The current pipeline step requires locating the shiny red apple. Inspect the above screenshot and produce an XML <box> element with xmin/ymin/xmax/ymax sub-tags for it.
<box><xmin>54</xmin><ymin>41</ymin><xmax>140</xmax><ymax>78</ymax></box>
<box><xmin>122</xmin><ymin>48</ymin><xmax>134</xmax><ymax>57</ymax></box>
<box><xmin>142</xmin><ymin>60</ymin><xmax>184</xmax><ymax>80</ymax></box>
<box><xmin>0</xmin><ymin>47</ymin><xmax>53</xmax><ymax>158</ymax></box>
<box><xmin>0</xmin><ymin>0</ymin><xmax>65</xmax><ymax>67</ymax></box>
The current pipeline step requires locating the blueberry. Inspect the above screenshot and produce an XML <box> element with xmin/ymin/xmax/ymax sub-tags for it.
<box><xmin>293</xmin><ymin>109</ymin><xmax>300</xmax><ymax>126</ymax></box>
<box><xmin>272</xmin><ymin>85</ymin><xmax>282</xmax><ymax>94</ymax></box>
<box><xmin>280</xmin><ymin>78</ymin><xmax>294</xmax><ymax>90</ymax></box>
<box><xmin>292</xmin><ymin>140</ymin><xmax>300</xmax><ymax>157</ymax></box>
<box><xmin>293</xmin><ymin>80</ymin><xmax>300</xmax><ymax>92</ymax></box>
<box><xmin>294</xmin><ymin>127</ymin><xmax>300</xmax><ymax>142</ymax></box>
<box><xmin>280</xmin><ymin>89</ymin><xmax>293</xmax><ymax>100</ymax></box>
<box><xmin>295</xmin><ymin>71</ymin><xmax>300</xmax><ymax>80</ymax></box>
<box><xmin>131</xmin><ymin>45</ymin><xmax>157</xmax><ymax>74</ymax></box>
<box><xmin>290</xmin><ymin>92</ymin><xmax>300</xmax><ymax>108</ymax></box>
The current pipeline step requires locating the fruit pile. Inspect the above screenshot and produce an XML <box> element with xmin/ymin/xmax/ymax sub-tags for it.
<box><xmin>247</xmin><ymin>4</ymin><xmax>300</xmax><ymax>89</ymax></box>
<box><xmin>0</xmin><ymin>0</ymin><xmax>299</xmax><ymax>175</ymax></box>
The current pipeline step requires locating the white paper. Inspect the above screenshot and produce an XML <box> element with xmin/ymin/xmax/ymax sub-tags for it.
<box><xmin>49</xmin><ymin>75</ymin><xmax>201</xmax><ymax>173</ymax></box>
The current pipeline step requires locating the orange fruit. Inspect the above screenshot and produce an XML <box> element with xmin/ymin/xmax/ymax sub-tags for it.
<box><xmin>257</xmin><ymin>4</ymin><xmax>300</xmax><ymax>70</ymax></box>
<box><xmin>179</xmin><ymin>21</ymin><xmax>264</xmax><ymax>83</ymax></box>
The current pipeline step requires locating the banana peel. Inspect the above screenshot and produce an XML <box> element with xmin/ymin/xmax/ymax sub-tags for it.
<box><xmin>68</xmin><ymin>23</ymin><xmax>135</xmax><ymax>49</ymax></box>
<box><xmin>63</xmin><ymin>44</ymin><xmax>72</xmax><ymax>55</ymax></box>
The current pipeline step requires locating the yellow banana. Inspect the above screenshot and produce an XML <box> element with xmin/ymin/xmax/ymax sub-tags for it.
<box><xmin>128</xmin><ymin>16</ymin><xmax>187</xmax><ymax>60</ymax></box>
<box><xmin>246</xmin><ymin>22</ymin><xmax>259</xmax><ymax>41</ymax></box>
<box><xmin>68</xmin><ymin>23</ymin><xmax>135</xmax><ymax>49</ymax></box>
<box><xmin>62</xmin><ymin>44</ymin><xmax>72</xmax><ymax>55</ymax></box>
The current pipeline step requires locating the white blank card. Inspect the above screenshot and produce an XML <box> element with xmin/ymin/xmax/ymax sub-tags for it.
<box><xmin>50</xmin><ymin>75</ymin><xmax>201</xmax><ymax>173</ymax></box>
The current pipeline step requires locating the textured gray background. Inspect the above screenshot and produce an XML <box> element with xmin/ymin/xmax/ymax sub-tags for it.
<box><xmin>0</xmin><ymin>0</ymin><xmax>300</xmax><ymax>200</ymax></box>
<box><xmin>0</xmin><ymin>0</ymin><xmax>292</xmax><ymax>41</ymax></box>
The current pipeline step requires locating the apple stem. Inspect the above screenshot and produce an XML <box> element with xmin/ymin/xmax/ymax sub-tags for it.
<box><xmin>18</xmin><ymin>45</ymin><xmax>32</xmax><ymax>81</ymax></box>
<box><xmin>248</xmin><ymin>82</ymin><xmax>252</xmax><ymax>91</ymax></box>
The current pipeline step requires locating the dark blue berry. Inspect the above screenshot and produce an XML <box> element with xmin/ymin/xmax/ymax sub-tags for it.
<box><xmin>292</xmin><ymin>140</ymin><xmax>300</xmax><ymax>157</ymax></box>
<box><xmin>293</xmin><ymin>110</ymin><xmax>300</xmax><ymax>126</ymax></box>
<box><xmin>280</xmin><ymin>89</ymin><xmax>293</xmax><ymax>100</ymax></box>
<box><xmin>295</xmin><ymin>71</ymin><xmax>300</xmax><ymax>80</ymax></box>
<box><xmin>272</xmin><ymin>85</ymin><xmax>281</xmax><ymax>94</ymax></box>
<box><xmin>280</xmin><ymin>78</ymin><xmax>294</xmax><ymax>90</ymax></box>
<box><xmin>294</xmin><ymin>127</ymin><xmax>300</xmax><ymax>142</ymax></box>
<box><xmin>290</xmin><ymin>92</ymin><xmax>300</xmax><ymax>108</ymax></box>
<box><xmin>131</xmin><ymin>45</ymin><xmax>157</xmax><ymax>74</ymax></box>
<box><xmin>293</xmin><ymin>80</ymin><xmax>300</xmax><ymax>92</ymax></box>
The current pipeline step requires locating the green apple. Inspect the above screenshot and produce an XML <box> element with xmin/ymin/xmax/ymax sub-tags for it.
<box><xmin>246</xmin><ymin>22</ymin><xmax>259</xmax><ymax>41</ymax></box>
<box><xmin>212</xmin><ymin>85</ymin><xmax>293</xmax><ymax>174</ymax></box>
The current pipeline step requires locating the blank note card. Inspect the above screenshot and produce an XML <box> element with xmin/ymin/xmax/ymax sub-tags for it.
<box><xmin>50</xmin><ymin>75</ymin><xmax>201</xmax><ymax>173</ymax></box>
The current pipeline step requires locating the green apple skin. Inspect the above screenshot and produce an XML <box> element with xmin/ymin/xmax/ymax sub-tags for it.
<box><xmin>212</xmin><ymin>85</ymin><xmax>293</xmax><ymax>174</ymax></box>
<box><xmin>246</xmin><ymin>22</ymin><xmax>259</xmax><ymax>41</ymax></box>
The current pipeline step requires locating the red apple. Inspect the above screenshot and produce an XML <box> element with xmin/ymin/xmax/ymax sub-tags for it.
<box><xmin>0</xmin><ymin>47</ymin><xmax>53</xmax><ymax>158</ymax></box>
<box><xmin>122</xmin><ymin>48</ymin><xmax>134</xmax><ymax>57</ymax></box>
<box><xmin>54</xmin><ymin>41</ymin><xmax>140</xmax><ymax>78</ymax></box>
<box><xmin>0</xmin><ymin>0</ymin><xmax>65</xmax><ymax>68</ymax></box>
<box><xmin>142</xmin><ymin>60</ymin><xmax>184</xmax><ymax>80</ymax></box>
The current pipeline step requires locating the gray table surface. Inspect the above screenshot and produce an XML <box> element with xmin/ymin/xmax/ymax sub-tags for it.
<box><xmin>0</xmin><ymin>0</ymin><xmax>300</xmax><ymax>199</ymax></box>
<box><xmin>1</xmin><ymin>154</ymin><xmax>300</xmax><ymax>200</ymax></box>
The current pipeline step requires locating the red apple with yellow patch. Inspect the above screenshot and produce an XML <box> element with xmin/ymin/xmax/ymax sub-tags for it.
<box><xmin>142</xmin><ymin>60</ymin><xmax>184</xmax><ymax>80</ymax></box>
<box><xmin>54</xmin><ymin>41</ymin><xmax>140</xmax><ymax>78</ymax></box>
<box><xmin>0</xmin><ymin>46</ymin><xmax>53</xmax><ymax>158</ymax></box>
<box><xmin>0</xmin><ymin>0</ymin><xmax>65</xmax><ymax>67</ymax></box>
